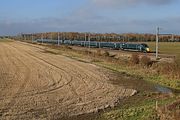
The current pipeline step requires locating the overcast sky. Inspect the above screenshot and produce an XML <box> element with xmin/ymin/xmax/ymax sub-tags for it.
<box><xmin>0</xmin><ymin>0</ymin><xmax>180</xmax><ymax>35</ymax></box>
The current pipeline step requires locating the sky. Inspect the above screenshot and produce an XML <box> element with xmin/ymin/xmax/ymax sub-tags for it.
<box><xmin>0</xmin><ymin>0</ymin><xmax>180</xmax><ymax>35</ymax></box>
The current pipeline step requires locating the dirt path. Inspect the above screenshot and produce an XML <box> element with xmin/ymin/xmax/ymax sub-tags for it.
<box><xmin>0</xmin><ymin>41</ymin><xmax>136</xmax><ymax>119</ymax></box>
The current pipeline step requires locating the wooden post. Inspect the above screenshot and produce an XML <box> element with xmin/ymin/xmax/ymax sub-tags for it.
<box><xmin>156</xmin><ymin>101</ymin><xmax>158</xmax><ymax>111</ymax></box>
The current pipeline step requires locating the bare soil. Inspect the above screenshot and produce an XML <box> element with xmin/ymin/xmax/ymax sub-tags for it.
<box><xmin>0</xmin><ymin>41</ymin><xmax>136</xmax><ymax>119</ymax></box>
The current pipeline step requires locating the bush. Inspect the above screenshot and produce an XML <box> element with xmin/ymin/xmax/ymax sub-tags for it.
<box><xmin>103</xmin><ymin>50</ymin><xmax>110</xmax><ymax>57</ymax></box>
<box><xmin>130</xmin><ymin>53</ymin><xmax>139</xmax><ymax>65</ymax></box>
<box><xmin>64</xmin><ymin>45</ymin><xmax>72</xmax><ymax>49</ymax></box>
<box><xmin>140</xmin><ymin>56</ymin><xmax>152</xmax><ymax>67</ymax></box>
<box><xmin>96</xmin><ymin>49</ymin><xmax>102</xmax><ymax>56</ymax></box>
<box><xmin>84</xmin><ymin>50</ymin><xmax>92</xmax><ymax>55</ymax></box>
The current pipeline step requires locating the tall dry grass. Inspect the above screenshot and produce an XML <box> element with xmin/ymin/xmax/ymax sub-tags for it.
<box><xmin>153</xmin><ymin>62</ymin><xmax>180</xmax><ymax>79</ymax></box>
<box><xmin>130</xmin><ymin>53</ymin><xmax>139</xmax><ymax>65</ymax></box>
<box><xmin>140</xmin><ymin>55</ymin><xmax>152</xmax><ymax>67</ymax></box>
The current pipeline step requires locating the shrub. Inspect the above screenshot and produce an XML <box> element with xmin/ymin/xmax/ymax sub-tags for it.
<box><xmin>84</xmin><ymin>50</ymin><xmax>92</xmax><ymax>55</ymax></box>
<box><xmin>140</xmin><ymin>56</ymin><xmax>152</xmax><ymax>67</ymax></box>
<box><xmin>130</xmin><ymin>53</ymin><xmax>139</xmax><ymax>65</ymax></box>
<box><xmin>64</xmin><ymin>45</ymin><xmax>72</xmax><ymax>49</ymax></box>
<box><xmin>96</xmin><ymin>49</ymin><xmax>102</xmax><ymax>56</ymax></box>
<box><xmin>103</xmin><ymin>50</ymin><xmax>110</xmax><ymax>57</ymax></box>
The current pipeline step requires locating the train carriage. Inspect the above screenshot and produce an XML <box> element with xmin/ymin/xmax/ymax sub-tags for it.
<box><xmin>35</xmin><ymin>39</ymin><xmax>150</xmax><ymax>52</ymax></box>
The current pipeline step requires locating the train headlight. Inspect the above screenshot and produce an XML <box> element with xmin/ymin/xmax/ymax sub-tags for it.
<box><xmin>146</xmin><ymin>48</ymin><xmax>150</xmax><ymax>52</ymax></box>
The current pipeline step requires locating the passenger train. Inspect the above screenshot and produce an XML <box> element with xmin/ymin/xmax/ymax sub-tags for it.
<box><xmin>35</xmin><ymin>39</ymin><xmax>150</xmax><ymax>52</ymax></box>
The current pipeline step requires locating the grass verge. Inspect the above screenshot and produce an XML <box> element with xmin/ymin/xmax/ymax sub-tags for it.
<box><xmin>0</xmin><ymin>38</ymin><xmax>13</xmax><ymax>42</ymax></box>
<box><xmin>94</xmin><ymin>61</ymin><xmax>180</xmax><ymax>90</ymax></box>
<box><xmin>99</xmin><ymin>95</ymin><xmax>178</xmax><ymax>120</ymax></box>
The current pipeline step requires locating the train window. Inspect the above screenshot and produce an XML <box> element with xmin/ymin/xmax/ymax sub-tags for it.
<box><xmin>141</xmin><ymin>44</ymin><xmax>148</xmax><ymax>47</ymax></box>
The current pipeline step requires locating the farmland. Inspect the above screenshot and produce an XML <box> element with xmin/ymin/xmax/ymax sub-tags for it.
<box><xmin>1</xmin><ymin>0</ymin><xmax>180</xmax><ymax>119</ymax></box>
<box><xmin>147</xmin><ymin>42</ymin><xmax>180</xmax><ymax>64</ymax></box>
<box><xmin>0</xmin><ymin>40</ymin><xmax>136</xmax><ymax>119</ymax></box>
<box><xmin>0</xmin><ymin>39</ymin><xmax>179</xmax><ymax>120</ymax></box>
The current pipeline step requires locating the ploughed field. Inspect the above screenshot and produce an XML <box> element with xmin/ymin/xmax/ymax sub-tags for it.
<box><xmin>0</xmin><ymin>41</ymin><xmax>136</xmax><ymax>119</ymax></box>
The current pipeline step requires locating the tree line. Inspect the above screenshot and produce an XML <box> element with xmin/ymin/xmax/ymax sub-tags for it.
<box><xmin>11</xmin><ymin>32</ymin><xmax>180</xmax><ymax>42</ymax></box>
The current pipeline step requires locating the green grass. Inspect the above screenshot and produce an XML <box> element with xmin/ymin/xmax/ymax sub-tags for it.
<box><xmin>0</xmin><ymin>38</ymin><xmax>13</xmax><ymax>42</ymax></box>
<box><xmin>147</xmin><ymin>42</ymin><xmax>180</xmax><ymax>64</ymax></box>
<box><xmin>93</xmin><ymin>61</ymin><xmax>179</xmax><ymax>119</ymax></box>
<box><xmin>147</xmin><ymin>75</ymin><xmax>180</xmax><ymax>90</ymax></box>
<box><xmin>99</xmin><ymin>96</ymin><xmax>177</xmax><ymax>120</ymax></box>
<box><xmin>94</xmin><ymin>62</ymin><xmax>180</xmax><ymax>90</ymax></box>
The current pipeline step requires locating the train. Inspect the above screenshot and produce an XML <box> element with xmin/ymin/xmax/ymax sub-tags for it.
<box><xmin>35</xmin><ymin>39</ymin><xmax>150</xmax><ymax>52</ymax></box>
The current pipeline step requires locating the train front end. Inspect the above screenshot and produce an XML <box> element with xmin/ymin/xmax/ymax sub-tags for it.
<box><xmin>141</xmin><ymin>44</ymin><xmax>150</xmax><ymax>53</ymax></box>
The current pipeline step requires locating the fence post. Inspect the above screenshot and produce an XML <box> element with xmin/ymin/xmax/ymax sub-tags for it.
<box><xmin>156</xmin><ymin>100</ymin><xmax>158</xmax><ymax>111</ymax></box>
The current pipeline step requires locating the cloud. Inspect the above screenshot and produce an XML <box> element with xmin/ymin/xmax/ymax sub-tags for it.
<box><xmin>127</xmin><ymin>16</ymin><xmax>180</xmax><ymax>33</ymax></box>
<box><xmin>92</xmin><ymin>0</ymin><xmax>176</xmax><ymax>8</ymax></box>
<box><xmin>0</xmin><ymin>6</ymin><xmax>110</xmax><ymax>35</ymax></box>
<box><xmin>1</xmin><ymin>15</ymin><xmax>180</xmax><ymax>35</ymax></box>
<box><xmin>0</xmin><ymin>3</ymin><xmax>180</xmax><ymax>36</ymax></box>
